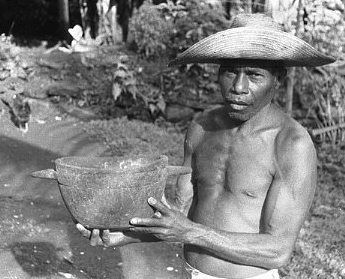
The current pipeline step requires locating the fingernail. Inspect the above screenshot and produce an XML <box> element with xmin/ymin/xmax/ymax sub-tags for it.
<box><xmin>130</xmin><ymin>218</ymin><xmax>138</xmax><ymax>224</ymax></box>
<box><xmin>148</xmin><ymin>197</ymin><xmax>156</xmax><ymax>204</ymax></box>
<box><xmin>76</xmin><ymin>224</ymin><xmax>83</xmax><ymax>230</ymax></box>
<box><xmin>154</xmin><ymin>211</ymin><xmax>162</xmax><ymax>218</ymax></box>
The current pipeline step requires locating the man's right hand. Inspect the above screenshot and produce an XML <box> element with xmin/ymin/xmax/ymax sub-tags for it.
<box><xmin>76</xmin><ymin>224</ymin><xmax>140</xmax><ymax>247</ymax></box>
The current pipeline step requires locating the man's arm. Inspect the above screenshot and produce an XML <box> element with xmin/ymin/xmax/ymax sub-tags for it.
<box><xmin>129</xmin><ymin>130</ymin><xmax>317</xmax><ymax>269</ymax></box>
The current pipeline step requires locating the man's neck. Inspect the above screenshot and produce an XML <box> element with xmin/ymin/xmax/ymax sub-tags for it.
<box><xmin>228</xmin><ymin>103</ymin><xmax>274</xmax><ymax>135</ymax></box>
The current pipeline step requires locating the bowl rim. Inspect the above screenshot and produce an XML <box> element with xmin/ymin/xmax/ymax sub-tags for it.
<box><xmin>55</xmin><ymin>155</ymin><xmax>169</xmax><ymax>174</ymax></box>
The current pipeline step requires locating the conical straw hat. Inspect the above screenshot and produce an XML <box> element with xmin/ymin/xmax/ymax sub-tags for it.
<box><xmin>168</xmin><ymin>13</ymin><xmax>336</xmax><ymax>67</ymax></box>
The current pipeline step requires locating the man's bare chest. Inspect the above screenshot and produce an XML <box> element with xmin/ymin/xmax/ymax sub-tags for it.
<box><xmin>192</xmin><ymin>132</ymin><xmax>275</xmax><ymax>198</ymax></box>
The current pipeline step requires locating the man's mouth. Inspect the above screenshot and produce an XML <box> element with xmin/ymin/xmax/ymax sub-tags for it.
<box><xmin>226</xmin><ymin>100</ymin><xmax>250</xmax><ymax>111</ymax></box>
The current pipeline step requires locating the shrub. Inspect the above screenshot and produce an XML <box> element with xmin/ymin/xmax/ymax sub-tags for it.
<box><xmin>169</xmin><ymin>0</ymin><xmax>229</xmax><ymax>56</ymax></box>
<box><xmin>129</xmin><ymin>1</ymin><xmax>174</xmax><ymax>59</ymax></box>
<box><xmin>292</xmin><ymin>0</ymin><xmax>345</xmax><ymax>136</ymax></box>
<box><xmin>129</xmin><ymin>0</ymin><xmax>229</xmax><ymax>60</ymax></box>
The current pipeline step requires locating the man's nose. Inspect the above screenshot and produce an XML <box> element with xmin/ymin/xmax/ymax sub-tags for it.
<box><xmin>232</xmin><ymin>73</ymin><xmax>249</xmax><ymax>95</ymax></box>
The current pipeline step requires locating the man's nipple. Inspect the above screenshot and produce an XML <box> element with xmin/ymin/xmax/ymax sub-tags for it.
<box><xmin>242</xmin><ymin>190</ymin><xmax>257</xmax><ymax>198</ymax></box>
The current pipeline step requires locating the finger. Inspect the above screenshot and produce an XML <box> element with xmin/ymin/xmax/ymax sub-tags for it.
<box><xmin>154</xmin><ymin>211</ymin><xmax>162</xmax><ymax>218</ymax></box>
<box><xmin>101</xmin><ymin>230</ymin><xmax>111</xmax><ymax>246</ymax></box>
<box><xmin>161</xmin><ymin>195</ymin><xmax>171</xmax><ymax>209</ymax></box>
<box><xmin>90</xmin><ymin>229</ymin><xmax>102</xmax><ymax>246</ymax></box>
<box><xmin>129</xmin><ymin>226</ymin><xmax>167</xmax><ymax>235</ymax></box>
<box><xmin>148</xmin><ymin>197</ymin><xmax>170</xmax><ymax>215</ymax></box>
<box><xmin>130</xmin><ymin>217</ymin><xmax>163</xmax><ymax>227</ymax></box>
<box><xmin>76</xmin><ymin>223</ymin><xmax>91</xmax><ymax>239</ymax></box>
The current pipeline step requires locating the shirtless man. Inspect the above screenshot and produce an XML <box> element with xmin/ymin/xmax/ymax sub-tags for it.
<box><xmin>77</xmin><ymin>14</ymin><xmax>335</xmax><ymax>279</ymax></box>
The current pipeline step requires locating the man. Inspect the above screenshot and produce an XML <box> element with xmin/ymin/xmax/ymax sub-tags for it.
<box><xmin>77</xmin><ymin>13</ymin><xmax>335</xmax><ymax>279</ymax></box>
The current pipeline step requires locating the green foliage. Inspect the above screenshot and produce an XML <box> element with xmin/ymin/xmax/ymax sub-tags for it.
<box><xmin>127</xmin><ymin>0</ymin><xmax>228</xmax><ymax>118</ymax></box>
<box><xmin>270</xmin><ymin>0</ymin><xmax>345</xmax><ymax>139</ymax></box>
<box><xmin>301</xmin><ymin>0</ymin><xmax>345</xmax><ymax>58</ymax></box>
<box><xmin>296</xmin><ymin>67</ymin><xmax>345</xmax><ymax>122</ymax></box>
<box><xmin>129</xmin><ymin>0</ymin><xmax>229</xmax><ymax>59</ymax></box>
<box><xmin>112</xmin><ymin>62</ymin><xmax>138</xmax><ymax>103</ymax></box>
<box><xmin>169</xmin><ymin>0</ymin><xmax>229</xmax><ymax>55</ymax></box>
<box><xmin>289</xmin><ymin>1</ymin><xmax>345</xmax><ymax>139</ymax></box>
<box><xmin>129</xmin><ymin>1</ymin><xmax>174</xmax><ymax>59</ymax></box>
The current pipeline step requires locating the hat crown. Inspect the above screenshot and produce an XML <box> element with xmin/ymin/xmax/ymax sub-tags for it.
<box><xmin>230</xmin><ymin>13</ymin><xmax>284</xmax><ymax>31</ymax></box>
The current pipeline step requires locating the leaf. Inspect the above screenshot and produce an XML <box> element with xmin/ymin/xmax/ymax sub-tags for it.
<box><xmin>149</xmin><ymin>103</ymin><xmax>157</xmax><ymax>114</ymax></box>
<box><xmin>68</xmin><ymin>25</ymin><xmax>83</xmax><ymax>42</ymax></box>
<box><xmin>157</xmin><ymin>3</ymin><xmax>169</xmax><ymax>10</ymax></box>
<box><xmin>126</xmin><ymin>85</ymin><xmax>137</xmax><ymax>99</ymax></box>
<box><xmin>117</xmin><ymin>62</ymin><xmax>128</xmax><ymax>71</ymax></box>
<box><xmin>156</xmin><ymin>96</ymin><xmax>166</xmax><ymax>112</ymax></box>
<box><xmin>112</xmin><ymin>82</ymin><xmax>122</xmax><ymax>101</ymax></box>
<box><xmin>114</xmin><ymin>69</ymin><xmax>127</xmax><ymax>79</ymax></box>
<box><xmin>125</xmin><ymin>77</ymin><xmax>137</xmax><ymax>86</ymax></box>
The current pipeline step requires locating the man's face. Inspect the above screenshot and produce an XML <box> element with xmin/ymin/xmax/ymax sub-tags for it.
<box><xmin>218</xmin><ymin>60</ymin><xmax>279</xmax><ymax>121</ymax></box>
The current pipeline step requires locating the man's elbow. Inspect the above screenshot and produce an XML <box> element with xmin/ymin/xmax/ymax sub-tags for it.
<box><xmin>264</xmin><ymin>248</ymin><xmax>292</xmax><ymax>269</ymax></box>
<box><xmin>273</xmin><ymin>250</ymin><xmax>292</xmax><ymax>268</ymax></box>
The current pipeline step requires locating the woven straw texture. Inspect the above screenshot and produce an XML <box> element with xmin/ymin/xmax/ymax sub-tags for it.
<box><xmin>169</xmin><ymin>14</ymin><xmax>336</xmax><ymax>67</ymax></box>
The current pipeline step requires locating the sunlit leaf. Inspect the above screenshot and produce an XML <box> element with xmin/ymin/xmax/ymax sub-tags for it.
<box><xmin>112</xmin><ymin>82</ymin><xmax>122</xmax><ymax>101</ymax></box>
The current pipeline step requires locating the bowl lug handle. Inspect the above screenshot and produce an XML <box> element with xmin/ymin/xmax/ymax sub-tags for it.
<box><xmin>31</xmin><ymin>169</ymin><xmax>57</xmax><ymax>180</ymax></box>
<box><xmin>166</xmin><ymin>166</ymin><xmax>192</xmax><ymax>176</ymax></box>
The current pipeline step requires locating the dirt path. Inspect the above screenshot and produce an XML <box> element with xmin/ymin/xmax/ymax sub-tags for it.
<box><xmin>0</xmin><ymin>106</ymin><xmax>183</xmax><ymax>279</ymax></box>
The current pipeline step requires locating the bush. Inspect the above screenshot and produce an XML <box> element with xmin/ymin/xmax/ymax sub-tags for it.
<box><xmin>129</xmin><ymin>1</ymin><xmax>174</xmax><ymax>59</ymax></box>
<box><xmin>291</xmin><ymin>0</ymin><xmax>345</xmax><ymax>136</ymax></box>
<box><xmin>169</xmin><ymin>0</ymin><xmax>229</xmax><ymax>56</ymax></box>
<box><xmin>129</xmin><ymin>0</ymin><xmax>229</xmax><ymax>60</ymax></box>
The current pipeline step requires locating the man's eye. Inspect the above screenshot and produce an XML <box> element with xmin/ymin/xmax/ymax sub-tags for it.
<box><xmin>224</xmin><ymin>70</ymin><xmax>236</xmax><ymax>76</ymax></box>
<box><xmin>248</xmin><ymin>72</ymin><xmax>262</xmax><ymax>78</ymax></box>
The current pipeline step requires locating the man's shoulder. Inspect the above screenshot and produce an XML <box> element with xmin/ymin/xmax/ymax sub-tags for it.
<box><xmin>274</xmin><ymin>110</ymin><xmax>315</xmax><ymax>161</ymax></box>
<box><xmin>185</xmin><ymin>106</ymin><xmax>223</xmax><ymax>149</ymax></box>
<box><xmin>192</xmin><ymin>105</ymin><xmax>225</xmax><ymax>129</ymax></box>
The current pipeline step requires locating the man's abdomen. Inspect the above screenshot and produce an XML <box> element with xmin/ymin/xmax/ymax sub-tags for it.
<box><xmin>184</xmin><ymin>193</ymin><xmax>269</xmax><ymax>278</ymax></box>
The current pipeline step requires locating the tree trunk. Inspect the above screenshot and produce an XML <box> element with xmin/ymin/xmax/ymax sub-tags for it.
<box><xmin>58</xmin><ymin>0</ymin><xmax>70</xmax><ymax>39</ymax></box>
<box><xmin>285</xmin><ymin>67</ymin><xmax>295</xmax><ymax>115</ymax></box>
<box><xmin>86</xmin><ymin>0</ymin><xmax>99</xmax><ymax>39</ymax></box>
<box><xmin>285</xmin><ymin>0</ymin><xmax>303</xmax><ymax>116</ymax></box>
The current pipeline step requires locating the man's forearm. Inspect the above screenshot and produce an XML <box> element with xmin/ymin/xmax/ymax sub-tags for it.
<box><xmin>185</xmin><ymin>223</ymin><xmax>291</xmax><ymax>269</ymax></box>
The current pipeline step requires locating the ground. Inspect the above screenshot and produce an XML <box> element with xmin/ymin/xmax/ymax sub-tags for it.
<box><xmin>0</xmin><ymin>39</ymin><xmax>344</xmax><ymax>279</ymax></box>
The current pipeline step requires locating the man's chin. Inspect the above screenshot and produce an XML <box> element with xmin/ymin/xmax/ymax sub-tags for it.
<box><xmin>227</xmin><ymin>111</ymin><xmax>253</xmax><ymax>121</ymax></box>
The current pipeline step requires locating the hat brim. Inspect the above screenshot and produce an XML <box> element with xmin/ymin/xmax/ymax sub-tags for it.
<box><xmin>168</xmin><ymin>27</ymin><xmax>336</xmax><ymax>67</ymax></box>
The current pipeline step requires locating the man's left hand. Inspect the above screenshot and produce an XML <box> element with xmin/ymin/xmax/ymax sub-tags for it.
<box><xmin>128</xmin><ymin>197</ymin><xmax>196</xmax><ymax>243</ymax></box>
